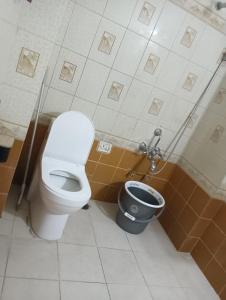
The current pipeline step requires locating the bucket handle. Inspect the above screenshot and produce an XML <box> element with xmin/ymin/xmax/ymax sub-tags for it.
<box><xmin>117</xmin><ymin>186</ymin><xmax>165</xmax><ymax>224</ymax></box>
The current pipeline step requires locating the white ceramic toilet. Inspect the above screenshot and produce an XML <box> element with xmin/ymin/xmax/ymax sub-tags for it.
<box><xmin>28</xmin><ymin>111</ymin><xmax>95</xmax><ymax>240</ymax></box>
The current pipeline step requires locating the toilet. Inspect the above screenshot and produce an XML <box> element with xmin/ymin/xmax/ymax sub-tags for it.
<box><xmin>28</xmin><ymin>111</ymin><xmax>95</xmax><ymax>240</ymax></box>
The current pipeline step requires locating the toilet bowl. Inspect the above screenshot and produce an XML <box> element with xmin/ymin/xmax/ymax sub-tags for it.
<box><xmin>28</xmin><ymin>111</ymin><xmax>95</xmax><ymax>240</ymax></box>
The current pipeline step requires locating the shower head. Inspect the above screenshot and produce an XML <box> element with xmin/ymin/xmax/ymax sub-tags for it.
<box><xmin>221</xmin><ymin>52</ymin><xmax>226</xmax><ymax>62</ymax></box>
<box><xmin>216</xmin><ymin>2</ymin><xmax>226</xmax><ymax>10</ymax></box>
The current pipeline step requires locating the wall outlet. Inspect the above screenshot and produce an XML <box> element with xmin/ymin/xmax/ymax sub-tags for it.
<box><xmin>97</xmin><ymin>141</ymin><xmax>112</xmax><ymax>154</ymax></box>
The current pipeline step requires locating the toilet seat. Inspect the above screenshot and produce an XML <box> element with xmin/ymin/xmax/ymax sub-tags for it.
<box><xmin>41</xmin><ymin>156</ymin><xmax>91</xmax><ymax>207</ymax></box>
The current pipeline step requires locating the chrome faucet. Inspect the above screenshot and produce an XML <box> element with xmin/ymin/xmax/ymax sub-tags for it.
<box><xmin>139</xmin><ymin>128</ymin><xmax>163</xmax><ymax>173</ymax></box>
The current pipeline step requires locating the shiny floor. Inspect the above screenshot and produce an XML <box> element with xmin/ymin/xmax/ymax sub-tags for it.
<box><xmin>0</xmin><ymin>186</ymin><xmax>219</xmax><ymax>300</ymax></box>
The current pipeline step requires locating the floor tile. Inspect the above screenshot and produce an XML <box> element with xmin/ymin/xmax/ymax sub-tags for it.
<box><xmin>90</xmin><ymin>201</ymin><xmax>130</xmax><ymax>250</ymax></box>
<box><xmin>60</xmin><ymin>210</ymin><xmax>96</xmax><ymax>246</ymax></box>
<box><xmin>59</xmin><ymin>243</ymin><xmax>105</xmax><ymax>282</ymax></box>
<box><xmin>2</xmin><ymin>185</ymin><xmax>19</xmax><ymax>220</ymax></box>
<box><xmin>6</xmin><ymin>239</ymin><xmax>58</xmax><ymax>280</ymax></box>
<box><xmin>134</xmin><ymin>251</ymin><xmax>180</xmax><ymax>287</ymax></box>
<box><xmin>169</xmin><ymin>252</ymin><xmax>210</xmax><ymax>288</ymax></box>
<box><xmin>183</xmin><ymin>286</ymin><xmax>220</xmax><ymax>300</ymax></box>
<box><xmin>0</xmin><ymin>277</ymin><xmax>3</xmax><ymax>293</ymax></box>
<box><xmin>0</xmin><ymin>236</ymin><xmax>10</xmax><ymax>276</ymax></box>
<box><xmin>149</xmin><ymin>286</ymin><xmax>187</xmax><ymax>300</ymax></box>
<box><xmin>108</xmin><ymin>284</ymin><xmax>152</xmax><ymax>300</ymax></box>
<box><xmin>99</xmin><ymin>248</ymin><xmax>144</xmax><ymax>284</ymax></box>
<box><xmin>61</xmin><ymin>281</ymin><xmax>110</xmax><ymax>300</ymax></box>
<box><xmin>12</xmin><ymin>209</ymin><xmax>38</xmax><ymax>240</ymax></box>
<box><xmin>0</xmin><ymin>218</ymin><xmax>14</xmax><ymax>236</ymax></box>
<box><xmin>1</xmin><ymin>278</ymin><xmax>60</xmax><ymax>300</ymax></box>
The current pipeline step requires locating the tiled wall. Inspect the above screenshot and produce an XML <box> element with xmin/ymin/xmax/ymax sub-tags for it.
<box><xmin>41</xmin><ymin>0</ymin><xmax>226</xmax><ymax>161</ymax></box>
<box><xmin>159</xmin><ymin>165</ymin><xmax>226</xmax><ymax>298</ymax></box>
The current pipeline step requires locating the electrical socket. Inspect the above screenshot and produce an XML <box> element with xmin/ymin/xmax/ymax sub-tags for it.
<box><xmin>97</xmin><ymin>141</ymin><xmax>112</xmax><ymax>154</ymax></box>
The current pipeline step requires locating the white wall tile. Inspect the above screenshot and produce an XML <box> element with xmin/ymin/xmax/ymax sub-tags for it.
<box><xmin>0</xmin><ymin>0</ymin><xmax>22</xmax><ymax>25</ymax></box>
<box><xmin>75</xmin><ymin>0</ymin><xmax>107</xmax><ymax>14</ymax></box>
<box><xmin>63</xmin><ymin>5</ymin><xmax>101</xmax><ymax>57</ymax></box>
<box><xmin>120</xmin><ymin>79</ymin><xmax>153</xmax><ymax>118</ymax></box>
<box><xmin>55</xmin><ymin>0</ymin><xmax>75</xmax><ymax>45</ymax></box>
<box><xmin>45</xmin><ymin>45</ymin><xmax>61</xmax><ymax>87</ymax></box>
<box><xmin>0</xmin><ymin>85</ymin><xmax>37</xmax><ymax>127</ymax></box>
<box><xmin>112</xmin><ymin>113</ymin><xmax>137</xmax><ymax>139</ymax></box>
<box><xmin>135</xmin><ymin>40</ymin><xmax>169</xmax><ymax>85</ymax></box>
<box><xmin>191</xmin><ymin>26</ymin><xmax>226</xmax><ymax>71</ymax></box>
<box><xmin>129</xmin><ymin>0</ymin><xmax>166</xmax><ymax>39</ymax></box>
<box><xmin>99</xmin><ymin>70</ymin><xmax>132</xmax><ymax>111</ymax></box>
<box><xmin>155</xmin><ymin>52</ymin><xmax>187</xmax><ymax>93</ymax></box>
<box><xmin>89</xmin><ymin>19</ymin><xmax>125</xmax><ymax>67</ymax></box>
<box><xmin>151</xmin><ymin>1</ymin><xmax>186</xmax><ymax>49</ymax></box>
<box><xmin>171</xmin><ymin>13</ymin><xmax>205</xmax><ymax>60</ymax></box>
<box><xmin>76</xmin><ymin>60</ymin><xmax>110</xmax><ymax>103</ymax></box>
<box><xmin>71</xmin><ymin>97</ymin><xmax>96</xmax><ymax>120</ymax></box>
<box><xmin>133</xmin><ymin>120</ymin><xmax>156</xmax><ymax>143</ymax></box>
<box><xmin>141</xmin><ymin>87</ymin><xmax>172</xmax><ymax>124</ymax></box>
<box><xmin>104</xmin><ymin>0</ymin><xmax>137</xmax><ymax>27</ymax></box>
<box><xmin>113</xmin><ymin>31</ymin><xmax>148</xmax><ymax>76</ymax></box>
<box><xmin>42</xmin><ymin>88</ymin><xmax>73</xmax><ymax>114</ymax></box>
<box><xmin>51</xmin><ymin>48</ymin><xmax>86</xmax><ymax>95</ymax></box>
<box><xmin>93</xmin><ymin>106</ymin><xmax>117</xmax><ymax>133</ymax></box>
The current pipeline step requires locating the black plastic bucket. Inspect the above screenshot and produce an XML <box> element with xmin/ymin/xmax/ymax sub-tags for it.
<box><xmin>116</xmin><ymin>181</ymin><xmax>165</xmax><ymax>234</ymax></box>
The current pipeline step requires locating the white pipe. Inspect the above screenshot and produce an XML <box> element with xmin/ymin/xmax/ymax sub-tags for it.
<box><xmin>16</xmin><ymin>68</ymin><xmax>48</xmax><ymax>210</ymax></box>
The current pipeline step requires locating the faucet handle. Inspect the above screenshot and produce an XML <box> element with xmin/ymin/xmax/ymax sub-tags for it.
<box><xmin>139</xmin><ymin>142</ymin><xmax>147</xmax><ymax>154</ymax></box>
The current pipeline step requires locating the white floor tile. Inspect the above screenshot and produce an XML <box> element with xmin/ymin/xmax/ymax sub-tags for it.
<box><xmin>2</xmin><ymin>185</ymin><xmax>19</xmax><ymax>220</ymax></box>
<box><xmin>99</xmin><ymin>248</ymin><xmax>144</xmax><ymax>285</ymax></box>
<box><xmin>149</xmin><ymin>286</ymin><xmax>187</xmax><ymax>300</ymax></box>
<box><xmin>60</xmin><ymin>210</ymin><xmax>96</xmax><ymax>246</ymax></box>
<box><xmin>108</xmin><ymin>284</ymin><xmax>152</xmax><ymax>300</ymax></box>
<box><xmin>0</xmin><ymin>236</ymin><xmax>10</xmax><ymax>276</ymax></box>
<box><xmin>183</xmin><ymin>286</ymin><xmax>220</xmax><ymax>300</ymax></box>
<box><xmin>169</xmin><ymin>253</ymin><xmax>210</xmax><ymax>288</ymax></box>
<box><xmin>61</xmin><ymin>281</ymin><xmax>110</xmax><ymax>300</ymax></box>
<box><xmin>1</xmin><ymin>278</ymin><xmax>60</xmax><ymax>300</ymax></box>
<box><xmin>0</xmin><ymin>277</ymin><xmax>3</xmax><ymax>292</ymax></box>
<box><xmin>12</xmin><ymin>210</ymin><xmax>38</xmax><ymax>240</ymax></box>
<box><xmin>134</xmin><ymin>251</ymin><xmax>180</xmax><ymax>287</ymax></box>
<box><xmin>6</xmin><ymin>239</ymin><xmax>58</xmax><ymax>280</ymax></box>
<box><xmin>90</xmin><ymin>201</ymin><xmax>131</xmax><ymax>250</ymax></box>
<box><xmin>59</xmin><ymin>243</ymin><xmax>105</xmax><ymax>282</ymax></box>
<box><xmin>0</xmin><ymin>218</ymin><xmax>13</xmax><ymax>236</ymax></box>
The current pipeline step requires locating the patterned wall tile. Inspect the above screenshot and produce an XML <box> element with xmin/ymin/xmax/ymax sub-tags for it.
<box><xmin>210</xmin><ymin>125</ymin><xmax>224</xmax><ymax>143</ymax></box>
<box><xmin>182</xmin><ymin>72</ymin><xmax>198</xmax><ymax>91</ymax></box>
<box><xmin>148</xmin><ymin>98</ymin><xmax>164</xmax><ymax>116</ymax></box>
<box><xmin>59</xmin><ymin>61</ymin><xmax>77</xmax><ymax>83</ymax></box>
<box><xmin>144</xmin><ymin>53</ymin><xmax>160</xmax><ymax>74</ymax></box>
<box><xmin>214</xmin><ymin>89</ymin><xmax>226</xmax><ymax>104</ymax></box>
<box><xmin>108</xmin><ymin>81</ymin><xmax>124</xmax><ymax>101</ymax></box>
<box><xmin>138</xmin><ymin>1</ymin><xmax>156</xmax><ymax>25</ymax></box>
<box><xmin>98</xmin><ymin>31</ymin><xmax>116</xmax><ymax>55</ymax></box>
<box><xmin>180</xmin><ymin>26</ymin><xmax>197</xmax><ymax>48</ymax></box>
<box><xmin>16</xmin><ymin>47</ymin><xmax>40</xmax><ymax>78</ymax></box>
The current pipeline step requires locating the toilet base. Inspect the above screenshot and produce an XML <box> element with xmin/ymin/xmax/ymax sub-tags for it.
<box><xmin>31</xmin><ymin>195</ymin><xmax>68</xmax><ymax>240</ymax></box>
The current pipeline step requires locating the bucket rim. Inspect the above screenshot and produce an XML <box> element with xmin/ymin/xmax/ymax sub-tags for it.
<box><xmin>124</xmin><ymin>180</ymin><xmax>165</xmax><ymax>209</ymax></box>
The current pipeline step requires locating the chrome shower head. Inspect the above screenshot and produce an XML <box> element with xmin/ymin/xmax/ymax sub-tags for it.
<box><xmin>221</xmin><ymin>52</ymin><xmax>226</xmax><ymax>62</ymax></box>
<box><xmin>216</xmin><ymin>2</ymin><xmax>226</xmax><ymax>10</ymax></box>
<box><xmin>154</xmin><ymin>128</ymin><xmax>162</xmax><ymax>136</ymax></box>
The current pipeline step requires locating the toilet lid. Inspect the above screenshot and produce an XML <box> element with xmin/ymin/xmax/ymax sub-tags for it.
<box><xmin>43</xmin><ymin>111</ymin><xmax>95</xmax><ymax>165</ymax></box>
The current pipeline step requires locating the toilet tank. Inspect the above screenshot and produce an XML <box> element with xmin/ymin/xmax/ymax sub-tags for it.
<box><xmin>43</xmin><ymin>111</ymin><xmax>95</xmax><ymax>165</ymax></box>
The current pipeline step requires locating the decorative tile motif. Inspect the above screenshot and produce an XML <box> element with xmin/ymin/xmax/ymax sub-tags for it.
<box><xmin>144</xmin><ymin>53</ymin><xmax>160</xmax><ymax>74</ymax></box>
<box><xmin>170</xmin><ymin>0</ymin><xmax>226</xmax><ymax>33</ymax></box>
<box><xmin>182</xmin><ymin>72</ymin><xmax>198</xmax><ymax>91</ymax></box>
<box><xmin>214</xmin><ymin>89</ymin><xmax>226</xmax><ymax>104</ymax></box>
<box><xmin>108</xmin><ymin>82</ymin><xmax>124</xmax><ymax>101</ymax></box>
<box><xmin>180</xmin><ymin>26</ymin><xmax>197</xmax><ymax>48</ymax></box>
<box><xmin>59</xmin><ymin>61</ymin><xmax>77</xmax><ymax>83</ymax></box>
<box><xmin>98</xmin><ymin>31</ymin><xmax>116</xmax><ymax>55</ymax></box>
<box><xmin>16</xmin><ymin>48</ymin><xmax>40</xmax><ymax>78</ymax></box>
<box><xmin>210</xmin><ymin>125</ymin><xmax>224</xmax><ymax>143</ymax></box>
<box><xmin>148</xmin><ymin>98</ymin><xmax>164</xmax><ymax>115</ymax></box>
<box><xmin>138</xmin><ymin>2</ymin><xmax>156</xmax><ymax>25</ymax></box>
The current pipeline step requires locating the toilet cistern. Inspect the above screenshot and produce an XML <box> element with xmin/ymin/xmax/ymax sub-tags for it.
<box><xmin>27</xmin><ymin>111</ymin><xmax>95</xmax><ymax>240</ymax></box>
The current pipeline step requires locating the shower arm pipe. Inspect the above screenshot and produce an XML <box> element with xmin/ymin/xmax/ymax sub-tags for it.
<box><xmin>16</xmin><ymin>68</ymin><xmax>48</xmax><ymax>210</ymax></box>
<box><xmin>150</xmin><ymin>55</ymin><xmax>225</xmax><ymax>175</ymax></box>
